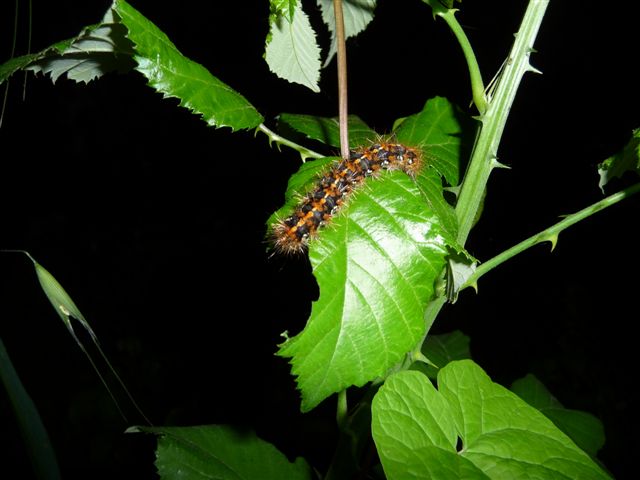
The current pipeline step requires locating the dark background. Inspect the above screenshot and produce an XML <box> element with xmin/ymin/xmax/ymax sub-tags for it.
<box><xmin>1</xmin><ymin>1</ymin><xmax>638</xmax><ymax>478</ymax></box>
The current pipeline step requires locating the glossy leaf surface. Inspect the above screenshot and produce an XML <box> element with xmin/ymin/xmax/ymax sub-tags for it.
<box><xmin>395</xmin><ymin>96</ymin><xmax>473</xmax><ymax>187</ymax></box>
<box><xmin>114</xmin><ymin>1</ymin><xmax>263</xmax><ymax>130</ymax></box>
<box><xmin>278</xmin><ymin>172</ymin><xmax>449</xmax><ymax>411</ymax></box>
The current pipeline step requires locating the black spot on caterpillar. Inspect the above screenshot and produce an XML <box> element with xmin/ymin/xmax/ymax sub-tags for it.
<box><xmin>271</xmin><ymin>142</ymin><xmax>422</xmax><ymax>254</ymax></box>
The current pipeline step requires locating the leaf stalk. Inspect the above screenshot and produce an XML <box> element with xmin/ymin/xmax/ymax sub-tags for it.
<box><xmin>437</xmin><ymin>8</ymin><xmax>487</xmax><ymax>114</ymax></box>
<box><xmin>256</xmin><ymin>123</ymin><xmax>324</xmax><ymax>160</ymax></box>
<box><xmin>461</xmin><ymin>182</ymin><xmax>640</xmax><ymax>290</ymax></box>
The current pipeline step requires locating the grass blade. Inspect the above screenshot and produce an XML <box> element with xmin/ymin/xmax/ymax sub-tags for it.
<box><xmin>0</xmin><ymin>336</ymin><xmax>61</xmax><ymax>480</ymax></box>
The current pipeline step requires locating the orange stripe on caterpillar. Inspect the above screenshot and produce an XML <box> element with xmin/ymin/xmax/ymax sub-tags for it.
<box><xmin>271</xmin><ymin>142</ymin><xmax>423</xmax><ymax>255</ymax></box>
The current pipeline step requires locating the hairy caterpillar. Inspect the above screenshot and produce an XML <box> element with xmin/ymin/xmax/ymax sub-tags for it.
<box><xmin>271</xmin><ymin>142</ymin><xmax>423</xmax><ymax>255</ymax></box>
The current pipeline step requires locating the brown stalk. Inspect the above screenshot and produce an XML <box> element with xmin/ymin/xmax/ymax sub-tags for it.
<box><xmin>333</xmin><ymin>0</ymin><xmax>349</xmax><ymax>160</ymax></box>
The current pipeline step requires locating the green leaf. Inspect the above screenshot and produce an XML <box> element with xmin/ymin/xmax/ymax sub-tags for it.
<box><xmin>0</xmin><ymin>337</ymin><xmax>61</xmax><ymax>480</ymax></box>
<box><xmin>511</xmin><ymin>374</ymin><xmax>605</xmax><ymax>457</ymax></box>
<box><xmin>372</xmin><ymin>362</ymin><xmax>611</xmax><ymax>479</ymax></box>
<box><xmin>317</xmin><ymin>0</ymin><xmax>377</xmax><ymax>67</ymax></box>
<box><xmin>414</xmin><ymin>165</ymin><xmax>459</xmax><ymax>248</ymax></box>
<box><xmin>113</xmin><ymin>0</ymin><xmax>263</xmax><ymax>130</ymax></box>
<box><xmin>0</xmin><ymin>1</ymin><xmax>263</xmax><ymax>131</ymax></box>
<box><xmin>511</xmin><ymin>374</ymin><xmax>563</xmax><ymax>410</ymax></box>
<box><xmin>270</xmin><ymin>0</ymin><xmax>298</xmax><ymax>21</ymax></box>
<box><xmin>395</xmin><ymin>96</ymin><xmax>474</xmax><ymax>187</ymax></box>
<box><xmin>130</xmin><ymin>425</ymin><xmax>312</xmax><ymax>480</ymax></box>
<box><xmin>278</xmin><ymin>172</ymin><xmax>449</xmax><ymax>411</ymax></box>
<box><xmin>419</xmin><ymin>330</ymin><xmax>471</xmax><ymax>379</ymax></box>
<box><xmin>277</xmin><ymin>113</ymin><xmax>377</xmax><ymax>148</ymax></box>
<box><xmin>0</xmin><ymin>55</ymin><xmax>38</xmax><ymax>84</ymax></box>
<box><xmin>396</xmin><ymin>96</ymin><xmax>471</xmax><ymax>254</ymax></box>
<box><xmin>445</xmin><ymin>251</ymin><xmax>478</xmax><ymax>303</ymax></box>
<box><xmin>598</xmin><ymin>127</ymin><xmax>640</xmax><ymax>192</ymax></box>
<box><xmin>0</xmin><ymin>12</ymin><xmax>135</xmax><ymax>85</ymax></box>
<box><xmin>265</xmin><ymin>2</ymin><xmax>322</xmax><ymax>92</ymax></box>
<box><xmin>372</xmin><ymin>368</ymin><xmax>487</xmax><ymax>479</ymax></box>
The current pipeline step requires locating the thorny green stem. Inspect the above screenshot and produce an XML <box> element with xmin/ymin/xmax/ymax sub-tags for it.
<box><xmin>418</xmin><ymin>0</ymin><xmax>549</xmax><ymax>350</ymax></box>
<box><xmin>455</xmin><ymin>0</ymin><xmax>550</xmax><ymax>247</ymax></box>
<box><xmin>256</xmin><ymin>123</ymin><xmax>324</xmax><ymax>160</ymax></box>
<box><xmin>461</xmin><ymin>183</ymin><xmax>640</xmax><ymax>291</ymax></box>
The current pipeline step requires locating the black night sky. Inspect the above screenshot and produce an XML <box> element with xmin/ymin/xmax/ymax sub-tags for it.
<box><xmin>1</xmin><ymin>1</ymin><xmax>638</xmax><ymax>479</ymax></box>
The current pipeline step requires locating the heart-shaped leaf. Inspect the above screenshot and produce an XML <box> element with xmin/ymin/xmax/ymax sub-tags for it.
<box><xmin>372</xmin><ymin>361</ymin><xmax>611</xmax><ymax>479</ymax></box>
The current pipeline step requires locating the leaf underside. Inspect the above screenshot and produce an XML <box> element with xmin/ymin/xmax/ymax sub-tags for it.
<box><xmin>317</xmin><ymin>0</ymin><xmax>377</xmax><ymax>67</ymax></box>
<box><xmin>0</xmin><ymin>0</ymin><xmax>263</xmax><ymax>131</ymax></box>
<box><xmin>265</xmin><ymin>1</ymin><xmax>322</xmax><ymax>92</ymax></box>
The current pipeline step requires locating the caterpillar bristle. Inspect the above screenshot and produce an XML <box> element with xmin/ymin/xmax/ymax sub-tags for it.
<box><xmin>270</xmin><ymin>142</ymin><xmax>423</xmax><ymax>255</ymax></box>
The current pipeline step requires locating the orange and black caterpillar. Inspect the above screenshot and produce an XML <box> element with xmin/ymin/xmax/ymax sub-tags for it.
<box><xmin>272</xmin><ymin>142</ymin><xmax>422</xmax><ymax>254</ymax></box>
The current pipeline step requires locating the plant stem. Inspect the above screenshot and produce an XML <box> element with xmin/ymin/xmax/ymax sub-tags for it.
<box><xmin>256</xmin><ymin>123</ymin><xmax>324</xmax><ymax>160</ymax></box>
<box><xmin>415</xmin><ymin>0</ymin><xmax>549</xmax><ymax>350</ymax></box>
<box><xmin>461</xmin><ymin>182</ymin><xmax>640</xmax><ymax>290</ymax></box>
<box><xmin>454</xmin><ymin>0</ymin><xmax>549</xmax><ymax>247</ymax></box>
<box><xmin>333</xmin><ymin>0</ymin><xmax>349</xmax><ymax>160</ymax></box>
<box><xmin>336</xmin><ymin>389</ymin><xmax>348</xmax><ymax>429</ymax></box>
<box><xmin>22</xmin><ymin>0</ymin><xmax>33</xmax><ymax>100</ymax></box>
<box><xmin>437</xmin><ymin>9</ymin><xmax>487</xmax><ymax>114</ymax></box>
